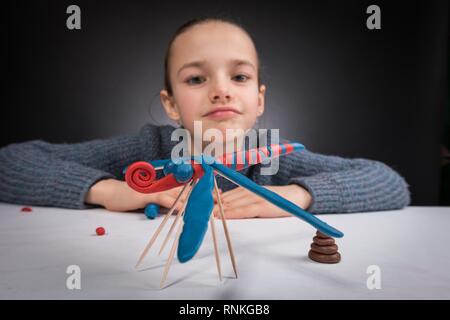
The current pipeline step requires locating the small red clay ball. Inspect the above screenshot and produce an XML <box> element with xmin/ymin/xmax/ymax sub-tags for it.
<box><xmin>96</xmin><ymin>227</ymin><xmax>106</xmax><ymax>236</ymax></box>
<box><xmin>21</xmin><ymin>207</ymin><xmax>32</xmax><ymax>212</ymax></box>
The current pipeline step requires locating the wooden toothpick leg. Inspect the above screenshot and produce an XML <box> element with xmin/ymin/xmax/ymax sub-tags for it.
<box><xmin>210</xmin><ymin>214</ymin><xmax>222</xmax><ymax>281</ymax></box>
<box><xmin>214</xmin><ymin>177</ymin><xmax>238</xmax><ymax>279</ymax></box>
<box><xmin>135</xmin><ymin>182</ymin><xmax>190</xmax><ymax>269</ymax></box>
<box><xmin>158</xmin><ymin>180</ymin><xmax>197</xmax><ymax>256</ymax></box>
<box><xmin>160</xmin><ymin>220</ymin><xmax>184</xmax><ymax>289</ymax></box>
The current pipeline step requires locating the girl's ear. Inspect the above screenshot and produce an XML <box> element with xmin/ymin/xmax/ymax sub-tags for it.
<box><xmin>257</xmin><ymin>84</ymin><xmax>266</xmax><ymax>116</ymax></box>
<box><xmin>160</xmin><ymin>89</ymin><xmax>181</xmax><ymax>121</ymax></box>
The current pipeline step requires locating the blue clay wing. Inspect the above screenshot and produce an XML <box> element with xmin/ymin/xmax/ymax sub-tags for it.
<box><xmin>177</xmin><ymin>159</ymin><xmax>215</xmax><ymax>263</ymax></box>
<box><xmin>211</xmin><ymin>162</ymin><xmax>344</xmax><ymax>238</ymax></box>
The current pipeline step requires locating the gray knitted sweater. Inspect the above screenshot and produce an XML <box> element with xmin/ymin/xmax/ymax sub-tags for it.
<box><xmin>0</xmin><ymin>124</ymin><xmax>410</xmax><ymax>213</ymax></box>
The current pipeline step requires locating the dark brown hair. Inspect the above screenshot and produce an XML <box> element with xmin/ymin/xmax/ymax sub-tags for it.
<box><xmin>163</xmin><ymin>15</ymin><xmax>262</xmax><ymax>96</ymax></box>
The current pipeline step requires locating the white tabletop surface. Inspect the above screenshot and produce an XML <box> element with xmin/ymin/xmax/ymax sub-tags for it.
<box><xmin>0</xmin><ymin>203</ymin><xmax>449</xmax><ymax>299</ymax></box>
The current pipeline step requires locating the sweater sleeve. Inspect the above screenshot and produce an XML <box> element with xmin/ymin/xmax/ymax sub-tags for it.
<box><xmin>272</xmin><ymin>149</ymin><xmax>411</xmax><ymax>214</ymax></box>
<box><xmin>0</xmin><ymin>124</ymin><xmax>163</xmax><ymax>209</ymax></box>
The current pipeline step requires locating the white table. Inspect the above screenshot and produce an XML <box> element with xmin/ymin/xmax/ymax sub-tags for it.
<box><xmin>0</xmin><ymin>203</ymin><xmax>449</xmax><ymax>299</ymax></box>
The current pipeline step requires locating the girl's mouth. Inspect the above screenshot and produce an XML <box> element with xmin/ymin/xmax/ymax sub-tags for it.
<box><xmin>203</xmin><ymin>106</ymin><xmax>242</xmax><ymax>120</ymax></box>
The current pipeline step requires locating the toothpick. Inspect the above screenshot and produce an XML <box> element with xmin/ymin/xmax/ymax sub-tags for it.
<box><xmin>213</xmin><ymin>176</ymin><xmax>238</xmax><ymax>278</ymax></box>
<box><xmin>135</xmin><ymin>182</ymin><xmax>191</xmax><ymax>269</ymax></box>
<box><xmin>160</xmin><ymin>220</ymin><xmax>184</xmax><ymax>289</ymax></box>
<box><xmin>158</xmin><ymin>180</ymin><xmax>197</xmax><ymax>256</ymax></box>
<box><xmin>210</xmin><ymin>214</ymin><xmax>222</xmax><ymax>281</ymax></box>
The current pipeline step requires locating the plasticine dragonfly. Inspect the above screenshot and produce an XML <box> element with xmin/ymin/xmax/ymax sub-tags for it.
<box><xmin>123</xmin><ymin>141</ymin><xmax>344</xmax><ymax>284</ymax></box>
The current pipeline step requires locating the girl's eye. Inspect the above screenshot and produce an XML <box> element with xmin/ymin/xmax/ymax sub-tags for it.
<box><xmin>233</xmin><ymin>74</ymin><xmax>249</xmax><ymax>82</ymax></box>
<box><xmin>186</xmin><ymin>76</ymin><xmax>205</xmax><ymax>85</ymax></box>
<box><xmin>185</xmin><ymin>74</ymin><xmax>250</xmax><ymax>85</ymax></box>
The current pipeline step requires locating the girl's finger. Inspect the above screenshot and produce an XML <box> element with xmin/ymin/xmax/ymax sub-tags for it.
<box><xmin>168</xmin><ymin>186</ymin><xmax>186</xmax><ymax>198</ymax></box>
<box><xmin>160</xmin><ymin>184</ymin><xmax>196</xmax><ymax>209</ymax></box>
<box><xmin>212</xmin><ymin>189</ymin><xmax>223</xmax><ymax>202</ymax></box>
<box><xmin>219</xmin><ymin>203</ymin><xmax>262</xmax><ymax>219</ymax></box>
<box><xmin>220</xmin><ymin>187</ymin><xmax>251</xmax><ymax>203</ymax></box>
<box><xmin>222</xmin><ymin>199</ymin><xmax>292</xmax><ymax>219</ymax></box>
<box><xmin>220</xmin><ymin>186</ymin><xmax>245</xmax><ymax>199</ymax></box>
<box><xmin>221</xmin><ymin>192</ymin><xmax>253</xmax><ymax>208</ymax></box>
<box><xmin>257</xmin><ymin>204</ymin><xmax>291</xmax><ymax>218</ymax></box>
<box><xmin>223</xmin><ymin>193</ymin><xmax>263</xmax><ymax>210</ymax></box>
<box><xmin>153</xmin><ymin>194</ymin><xmax>183</xmax><ymax>211</ymax></box>
<box><xmin>212</xmin><ymin>205</ymin><xmax>221</xmax><ymax>219</ymax></box>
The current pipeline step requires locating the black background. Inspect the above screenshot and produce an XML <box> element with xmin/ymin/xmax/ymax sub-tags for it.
<box><xmin>2</xmin><ymin>0</ymin><xmax>449</xmax><ymax>205</ymax></box>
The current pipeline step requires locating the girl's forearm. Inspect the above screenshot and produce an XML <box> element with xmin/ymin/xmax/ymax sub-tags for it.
<box><xmin>85</xmin><ymin>179</ymin><xmax>117</xmax><ymax>206</ymax></box>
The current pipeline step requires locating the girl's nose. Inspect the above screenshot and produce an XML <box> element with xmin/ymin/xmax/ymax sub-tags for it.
<box><xmin>211</xmin><ymin>93</ymin><xmax>231</xmax><ymax>103</ymax></box>
<box><xmin>209</xmin><ymin>79</ymin><xmax>232</xmax><ymax>103</ymax></box>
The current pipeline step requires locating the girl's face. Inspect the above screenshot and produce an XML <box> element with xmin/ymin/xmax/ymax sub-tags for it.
<box><xmin>161</xmin><ymin>21</ymin><xmax>266</xmax><ymax>146</ymax></box>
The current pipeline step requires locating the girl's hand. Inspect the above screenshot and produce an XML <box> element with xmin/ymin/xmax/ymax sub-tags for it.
<box><xmin>85</xmin><ymin>178</ymin><xmax>188</xmax><ymax>212</ymax></box>
<box><xmin>213</xmin><ymin>184</ymin><xmax>312</xmax><ymax>219</ymax></box>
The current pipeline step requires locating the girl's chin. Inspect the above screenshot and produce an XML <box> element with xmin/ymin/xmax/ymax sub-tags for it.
<box><xmin>182</xmin><ymin>119</ymin><xmax>254</xmax><ymax>138</ymax></box>
<box><xmin>203</xmin><ymin>119</ymin><xmax>248</xmax><ymax>131</ymax></box>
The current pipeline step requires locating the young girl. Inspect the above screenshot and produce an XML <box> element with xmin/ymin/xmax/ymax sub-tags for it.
<box><xmin>0</xmin><ymin>17</ymin><xmax>410</xmax><ymax>218</ymax></box>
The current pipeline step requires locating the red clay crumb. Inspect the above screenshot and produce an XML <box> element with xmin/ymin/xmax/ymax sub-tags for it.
<box><xmin>96</xmin><ymin>227</ymin><xmax>106</xmax><ymax>236</ymax></box>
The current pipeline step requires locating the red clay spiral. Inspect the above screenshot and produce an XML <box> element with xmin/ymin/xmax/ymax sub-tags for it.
<box><xmin>125</xmin><ymin>161</ymin><xmax>157</xmax><ymax>193</ymax></box>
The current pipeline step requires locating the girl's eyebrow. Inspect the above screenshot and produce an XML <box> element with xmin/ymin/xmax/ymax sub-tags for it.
<box><xmin>177</xmin><ymin>59</ymin><xmax>256</xmax><ymax>76</ymax></box>
<box><xmin>232</xmin><ymin>59</ymin><xmax>256</xmax><ymax>70</ymax></box>
<box><xmin>177</xmin><ymin>61</ymin><xmax>205</xmax><ymax>76</ymax></box>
